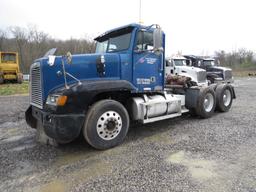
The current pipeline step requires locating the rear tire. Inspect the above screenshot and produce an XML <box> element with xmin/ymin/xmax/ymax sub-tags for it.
<box><xmin>195</xmin><ymin>87</ymin><xmax>216</xmax><ymax>118</ymax></box>
<box><xmin>83</xmin><ymin>99</ymin><xmax>129</xmax><ymax>150</ymax></box>
<box><xmin>216</xmin><ymin>84</ymin><xmax>233</xmax><ymax>112</ymax></box>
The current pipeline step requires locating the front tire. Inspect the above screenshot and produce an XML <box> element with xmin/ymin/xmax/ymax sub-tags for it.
<box><xmin>83</xmin><ymin>99</ymin><xmax>129</xmax><ymax>150</ymax></box>
<box><xmin>216</xmin><ymin>84</ymin><xmax>233</xmax><ymax>112</ymax></box>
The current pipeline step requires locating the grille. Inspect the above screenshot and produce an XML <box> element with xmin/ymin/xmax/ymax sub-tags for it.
<box><xmin>197</xmin><ymin>71</ymin><xmax>207</xmax><ymax>83</ymax></box>
<box><xmin>30</xmin><ymin>62</ymin><xmax>43</xmax><ymax>108</ymax></box>
<box><xmin>224</xmin><ymin>70</ymin><xmax>232</xmax><ymax>80</ymax></box>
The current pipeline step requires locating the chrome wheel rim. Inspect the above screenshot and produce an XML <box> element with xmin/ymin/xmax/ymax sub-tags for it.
<box><xmin>96</xmin><ymin>111</ymin><xmax>122</xmax><ymax>140</ymax></box>
<box><xmin>223</xmin><ymin>89</ymin><xmax>232</xmax><ymax>107</ymax></box>
<box><xmin>204</xmin><ymin>93</ymin><xmax>214</xmax><ymax>112</ymax></box>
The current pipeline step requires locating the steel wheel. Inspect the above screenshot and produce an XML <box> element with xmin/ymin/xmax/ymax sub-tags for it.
<box><xmin>216</xmin><ymin>84</ymin><xmax>233</xmax><ymax>112</ymax></box>
<box><xmin>96</xmin><ymin>111</ymin><xmax>122</xmax><ymax>140</ymax></box>
<box><xmin>203</xmin><ymin>92</ymin><xmax>215</xmax><ymax>112</ymax></box>
<box><xmin>223</xmin><ymin>89</ymin><xmax>232</xmax><ymax>107</ymax></box>
<box><xmin>83</xmin><ymin>99</ymin><xmax>129</xmax><ymax>150</ymax></box>
<box><xmin>195</xmin><ymin>86</ymin><xmax>216</xmax><ymax>118</ymax></box>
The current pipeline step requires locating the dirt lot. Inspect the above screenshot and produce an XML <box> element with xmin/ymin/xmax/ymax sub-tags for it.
<box><xmin>0</xmin><ymin>78</ymin><xmax>256</xmax><ymax>192</ymax></box>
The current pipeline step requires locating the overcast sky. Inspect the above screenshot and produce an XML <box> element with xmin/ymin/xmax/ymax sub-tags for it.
<box><xmin>0</xmin><ymin>0</ymin><xmax>255</xmax><ymax>56</ymax></box>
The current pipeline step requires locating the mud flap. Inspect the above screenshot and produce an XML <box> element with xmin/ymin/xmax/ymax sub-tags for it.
<box><xmin>25</xmin><ymin>106</ymin><xmax>37</xmax><ymax>128</ymax></box>
<box><xmin>36</xmin><ymin>120</ymin><xmax>58</xmax><ymax>147</ymax></box>
<box><xmin>230</xmin><ymin>85</ymin><xmax>236</xmax><ymax>99</ymax></box>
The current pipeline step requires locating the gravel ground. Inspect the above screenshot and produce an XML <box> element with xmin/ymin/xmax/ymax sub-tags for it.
<box><xmin>0</xmin><ymin>78</ymin><xmax>256</xmax><ymax>192</ymax></box>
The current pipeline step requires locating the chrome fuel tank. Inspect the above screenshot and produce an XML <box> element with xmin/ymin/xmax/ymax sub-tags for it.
<box><xmin>131</xmin><ymin>94</ymin><xmax>182</xmax><ymax>121</ymax></box>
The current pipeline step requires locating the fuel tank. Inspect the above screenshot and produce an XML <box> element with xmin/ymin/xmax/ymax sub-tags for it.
<box><xmin>131</xmin><ymin>94</ymin><xmax>182</xmax><ymax>121</ymax></box>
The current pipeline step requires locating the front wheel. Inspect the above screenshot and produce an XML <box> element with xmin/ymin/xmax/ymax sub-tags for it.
<box><xmin>216</xmin><ymin>84</ymin><xmax>233</xmax><ymax>112</ymax></box>
<box><xmin>83</xmin><ymin>99</ymin><xmax>129</xmax><ymax>150</ymax></box>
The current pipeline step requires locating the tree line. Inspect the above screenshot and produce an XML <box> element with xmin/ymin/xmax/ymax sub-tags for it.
<box><xmin>0</xmin><ymin>26</ymin><xmax>95</xmax><ymax>73</ymax></box>
<box><xmin>215</xmin><ymin>49</ymin><xmax>256</xmax><ymax>70</ymax></box>
<box><xmin>0</xmin><ymin>25</ymin><xmax>255</xmax><ymax>73</ymax></box>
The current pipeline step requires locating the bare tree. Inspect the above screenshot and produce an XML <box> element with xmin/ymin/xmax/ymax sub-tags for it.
<box><xmin>9</xmin><ymin>26</ymin><xmax>28</xmax><ymax>72</ymax></box>
<box><xmin>0</xmin><ymin>29</ymin><xmax>6</xmax><ymax>50</ymax></box>
<box><xmin>215</xmin><ymin>49</ymin><xmax>256</xmax><ymax>69</ymax></box>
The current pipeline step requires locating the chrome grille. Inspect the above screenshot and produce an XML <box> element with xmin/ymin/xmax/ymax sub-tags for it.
<box><xmin>30</xmin><ymin>62</ymin><xmax>43</xmax><ymax>108</ymax></box>
<box><xmin>224</xmin><ymin>70</ymin><xmax>232</xmax><ymax>80</ymax></box>
<box><xmin>197</xmin><ymin>71</ymin><xmax>207</xmax><ymax>83</ymax></box>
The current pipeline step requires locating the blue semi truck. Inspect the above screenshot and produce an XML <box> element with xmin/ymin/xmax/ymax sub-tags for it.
<box><xmin>25</xmin><ymin>23</ymin><xmax>235</xmax><ymax>149</ymax></box>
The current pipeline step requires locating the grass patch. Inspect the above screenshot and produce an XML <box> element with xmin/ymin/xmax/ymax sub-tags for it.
<box><xmin>0</xmin><ymin>82</ymin><xmax>29</xmax><ymax>96</ymax></box>
<box><xmin>232</xmin><ymin>69</ymin><xmax>256</xmax><ymax>77</ymax></box>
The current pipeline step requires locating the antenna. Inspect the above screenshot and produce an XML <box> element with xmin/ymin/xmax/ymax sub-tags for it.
<box><xmin>139</xmin><ymin>0</ymin><xmax>143</xmax><ymax>24</ymax></box>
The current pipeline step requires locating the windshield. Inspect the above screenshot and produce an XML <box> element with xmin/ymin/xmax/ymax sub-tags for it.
<box><xmin>203</xmin><ymin>60</ymin><xmax>215</xmax><ymax>66</ymax></box>
<box><xmin>173</xmin><ymin>59</ymin><xmax>186</xmax><ymax>66</ymax></box>
<box><xmin>95</xmin><ymin>32</ymin><xmax>132</xmax><ymax>53</ymax></box>
<box><xmin>1</xmin><ymin>53</ymin><xmax>16</xmax><ymax>63</ymax></box>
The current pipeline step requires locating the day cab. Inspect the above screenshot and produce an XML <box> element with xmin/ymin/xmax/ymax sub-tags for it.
<box><xmin>25</xmin><ymin>23</ymin><xmax>235</xmax><ymax>149</ymax></box>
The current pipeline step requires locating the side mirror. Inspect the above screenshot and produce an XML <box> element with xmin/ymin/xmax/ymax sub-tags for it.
<box><xmin>66</xmin><ymin>52</ymin><xmax>72</xmax><ymax>64</ymax></box>
<box><xmin>186</xmin><ymin>59</ymin><xmax>192</xmax><ymax>66</ymax></box>
<box><xmin>170</xmin><ymin>60</ymin><xmax>174</xmax><ymax>67</ymax></box>
<box><xmin>153</xmin><ymin>27</ymin><xmax>163</xmax><ymax>53</ymax></box>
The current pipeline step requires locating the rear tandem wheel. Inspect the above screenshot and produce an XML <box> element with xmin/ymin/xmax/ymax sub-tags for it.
<box><xmin>190</xmin><ymin>87</ymin><xmax>216</xmax><ymax>118</ymax></box>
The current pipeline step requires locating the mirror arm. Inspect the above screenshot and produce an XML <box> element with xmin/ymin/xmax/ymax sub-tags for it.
<box><xmin>65</xmin><ymin>72</ymin><xmax>82</xmax><ymax>85</ymax></box>
<box><xmin>61</xmin><ymin>56</ymin><xmax>69</xmax><ymax>89</ymax></box>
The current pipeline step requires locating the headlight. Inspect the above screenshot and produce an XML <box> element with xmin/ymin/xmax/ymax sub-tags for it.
<box><xmin>46</xmin><ymin>95</ymin><xmax>68</xmax><ymax>106</ymax></box>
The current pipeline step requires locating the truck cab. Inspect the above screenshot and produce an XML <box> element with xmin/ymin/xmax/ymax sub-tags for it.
<box><xmin>165</xmin><ymin>56</ymin><xmax>208</xmax><ymax>86</ymax></box>
<box><xmin>26</xmin><ymin>23</ymin><xmax>235</xmax><ymax>149</ymax></box>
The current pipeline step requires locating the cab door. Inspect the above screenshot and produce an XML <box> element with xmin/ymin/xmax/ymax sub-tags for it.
<box><xmin>132</xmin><ymin>31</ymin><xmax>164</xmax><ymax>92</ymax></box>
<box><xmin>165</xmin><ymin>59</ymin><xmax>174</xmax><ymax>77</ymax></box>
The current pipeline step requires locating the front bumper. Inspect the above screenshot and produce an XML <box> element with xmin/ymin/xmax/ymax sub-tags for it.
<box><xmin>214</xmin><ymin>77</ymin><xmax>234</xmax><ymax>84</ymax></box>
<box><xmin>26</xmin><ymin>106</ymin><xmax>85</xmax><ymax>142</ymax></box>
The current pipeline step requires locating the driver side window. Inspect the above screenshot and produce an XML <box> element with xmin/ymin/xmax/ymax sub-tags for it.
<box><xmin>166</xmin><ymin>59</ymin><xmax>173</xmax><ymax>67</ymax></box>
<box><xmin>135</xmin><ymin>31</ymin><xmax>153</xmax><ymax>51</ymax></box>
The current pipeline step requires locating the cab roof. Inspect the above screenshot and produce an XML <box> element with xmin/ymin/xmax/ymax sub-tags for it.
<box><xmin>171</xmin><ymin>55</ymin><xmax>187</xmax><ymax>60</ymax></box>
<box><xmin>94</xmin><ymin>23</ymin><xmax>154</xmax><ymax>42</ymax></box>
<box><xmin>0</xmin><ymin>52</ymin><xmax>18</xmax><ymax>54</ymax></box>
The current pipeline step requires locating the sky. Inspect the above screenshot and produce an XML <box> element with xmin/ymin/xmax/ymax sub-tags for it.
<box><xmin>0</xmin><ymin>0</ymin><xmax>255</xmax><ymax>56</ymax></box>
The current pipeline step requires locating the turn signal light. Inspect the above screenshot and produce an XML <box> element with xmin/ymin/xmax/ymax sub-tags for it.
<box><xmin>57</xmin><ymin>96</ymin><xmax>68</xmax><ymax>106</ymax></box>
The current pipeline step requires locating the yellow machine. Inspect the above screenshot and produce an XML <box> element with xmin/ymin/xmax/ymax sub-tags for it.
<box><xmin>0</xmin><ymin>52</ymin><xmax>23</xmax><ymax>84</ymax></box>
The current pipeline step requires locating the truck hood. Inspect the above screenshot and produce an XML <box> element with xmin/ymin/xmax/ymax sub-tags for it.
<box><xmin>213</xmin><ymin>66</ymin><xmax>232</xmax><ymax>71</ymax></box>
<box><xmin>175</xmin><ymin>66</ymin><xmax>207</xmax><ymax>84</ymax></box>
<box><xmin>35</xmin><ymin>53</ymin><xmax>121</xmax><ymax>102</ymax></box>
<box><xmin>207</xmin><ymin>66</ymin><xmax>232</xmax><ymax>72</ymax></box>
<box><xmin>176</xmin><ymin>66</ymin><xmax>205</xmax><ymax>73</ymax></box>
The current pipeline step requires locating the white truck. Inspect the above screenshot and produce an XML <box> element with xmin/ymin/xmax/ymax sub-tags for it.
<box><xmin>165</xmin><ymin>56</ymin><xmax>208</xmax><ymax>86</ymax></box>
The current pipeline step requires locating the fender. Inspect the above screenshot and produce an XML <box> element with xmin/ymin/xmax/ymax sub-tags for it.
<box><xmin>64</xmin><ymin>79</ymin><xmax>137</xmax><ymax>94</ymax></box>
<box><xmin>46</xmin><ymin>80</ymin><xmax>137</xmax><ymax>113</ymax></box>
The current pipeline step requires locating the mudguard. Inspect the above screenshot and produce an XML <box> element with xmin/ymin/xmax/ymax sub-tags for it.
<box><xmin>25</xmin><ymin>106</ymin><xmax>37</xmax><ymax>128</ymax></box>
